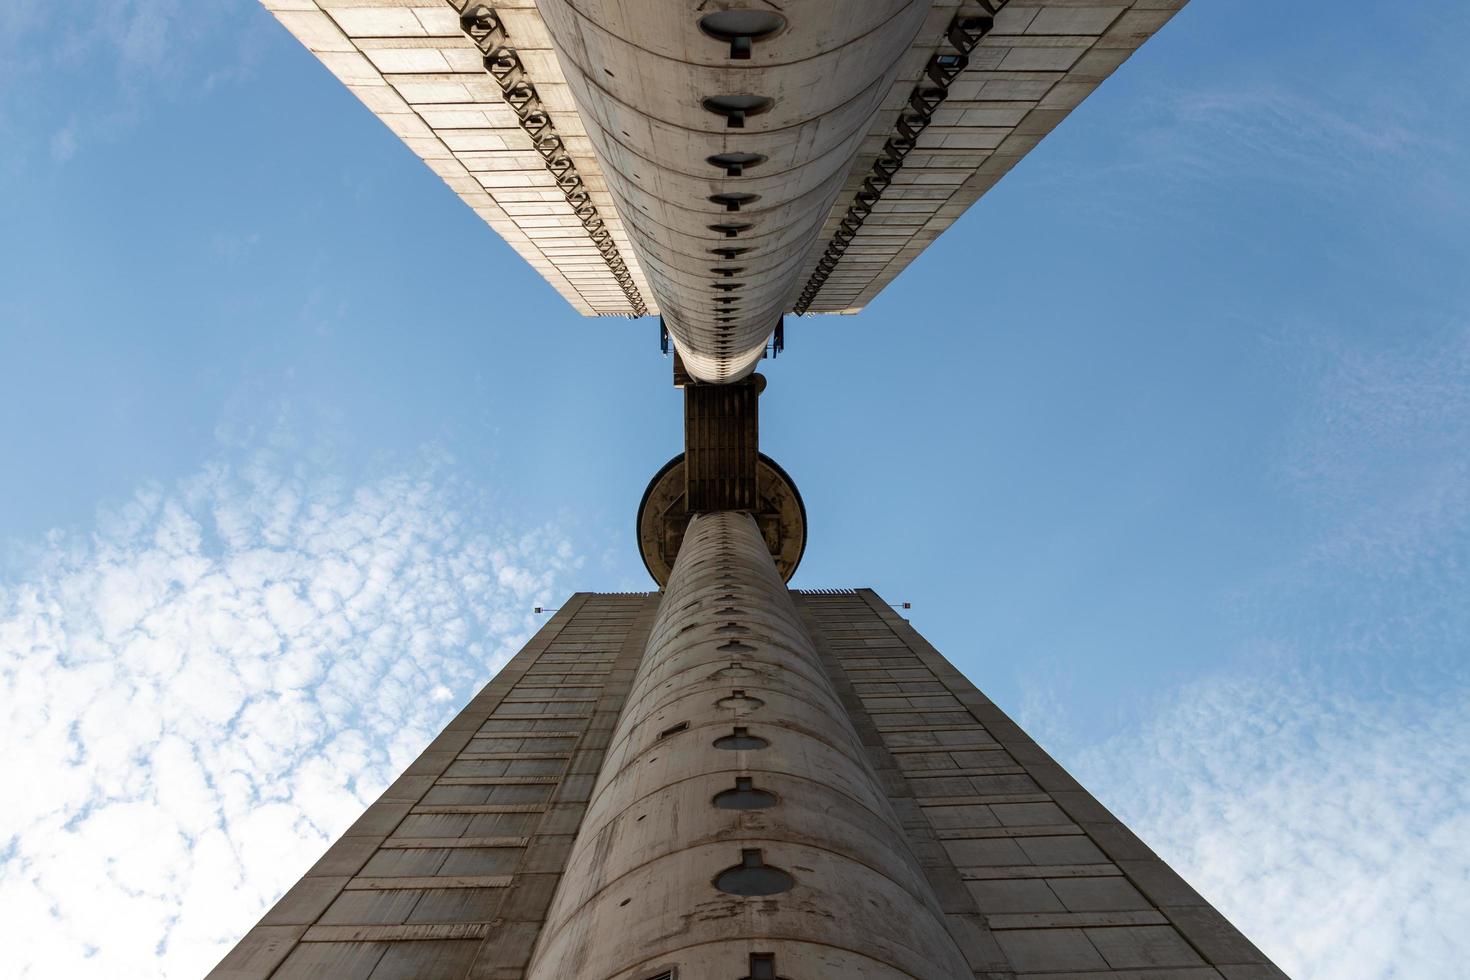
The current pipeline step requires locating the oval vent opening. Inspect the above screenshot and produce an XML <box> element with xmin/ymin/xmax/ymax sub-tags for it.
<box><xmin>713</xmin><ymin>776</ymin><xmax>778</xmax><ymax>810</ymax></box>
<box><xmin>714</xmin><ymin>726</ymin><xmax>769</xmax><ymax>751</ymax></box>
<box><xmin>700</xmin><ymin>10</ymin><xmax>787</xmax><ymax>60</ymax></box>
<box><xmin>714</xmin><ymin>849</ymin><xmax>794</xmax><ymax>896</ymax></box>
<box><xmin>702</xmin><ymin>95</ymin><xmax>774</xmax><ymax>128</ymax></box>
<box><xmin>707</xmin><ymin>151</ymin><xmax>767</xmax><ymax>176</ymax></box>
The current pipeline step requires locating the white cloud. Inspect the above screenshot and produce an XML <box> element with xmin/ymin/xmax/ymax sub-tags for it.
<box><xmin>0</xmin><ymin>449</ymin><xmax>580</xmax><ymax>978</ymax></box>
<box><xmin>1069</xmin><ymin>668</ymin><xmax>1470</xmax><ymax>980</ymax></box>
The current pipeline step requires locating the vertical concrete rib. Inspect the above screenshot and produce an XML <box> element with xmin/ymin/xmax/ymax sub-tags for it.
<box><xmin>525</xmin><ymin>513</ymin><xmax>971</xmax><ymax>979</ymax></box>
<box><xmin>533</xmin><ymin>0</ymin><xmax>932</xmax><ymax>382</ymax></box>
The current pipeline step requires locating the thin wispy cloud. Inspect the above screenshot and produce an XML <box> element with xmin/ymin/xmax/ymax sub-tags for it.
<box><xmin>1134</xmin><ymin>83</ymin><xmax>1437</xmax><ymax>190</ymax></box>
<box><xmin>0</xmin><ymin>0</ymin><xmax>262</xmax><ymax>169</ymax></box>
<box><xmin>0</xmin><ymin>448</ymin><xmax>580</xmax><ymax>978</ymax></box>
<box><xmin>1258</xmin><ymin>325</ymin><xmax>1470</xmax><ymax>676</ymax></box>
<box><xmin>1024</xmin><ymin>323</ymin><xmax>1470</xmax><ymax>979</ymax></box>
<box><xmin>1026</xmin><ymin>36</ymin><xmax>1470</xmax><ymax>233</ymax></box>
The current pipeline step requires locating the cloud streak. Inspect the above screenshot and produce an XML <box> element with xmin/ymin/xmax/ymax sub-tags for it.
<box><xmin>0</xmin><ymin>448</ymin><xmax>580</xmax><ymax>978</ymax></box>
<box><xmin>1072</xmin><ymin>668</ymin><xmax>1470</xmax><ymax>980</ymax></box>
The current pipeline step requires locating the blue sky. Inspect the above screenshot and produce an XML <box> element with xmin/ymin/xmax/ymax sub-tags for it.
<box><xmin>2</xmin><ymin>1</ymin><xmax>1468</xmax><ymax>977</ymax></box>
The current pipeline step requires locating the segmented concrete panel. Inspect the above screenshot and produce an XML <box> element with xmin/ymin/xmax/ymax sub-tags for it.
<box><xmin>207</xmin><ymin>594</ymin><xmax>659</xmax><ymax>980</ymax></box>
<box><xmin>258</xmin><ymin>0</ymin><xmax>656</xmax><ymax>317</ymax></box>
<box><xmin>796</xmin><ymin>589</ymin><xmax>1287</xmax><ymax>979</ymax></box>
<box><xmin>211</xmin><ymin>578</ymin><xmax>1281</xmax><ymax>978</ymax></box>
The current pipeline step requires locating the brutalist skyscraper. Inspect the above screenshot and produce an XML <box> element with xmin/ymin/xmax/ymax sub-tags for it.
<box><xmin>220</xmin><ymin>1</ymin><xmax>1282</xmax><ymax>974</ymax></box>
<box><xmin>212</xmin><ymin>378</ymin><xmax>1283</xmax><ymax>980</ymax></box>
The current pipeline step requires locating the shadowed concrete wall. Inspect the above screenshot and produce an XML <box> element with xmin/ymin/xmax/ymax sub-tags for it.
<box><xmin>525</xmin><ymin>512</ymin><xmax>972</xmax><ymax>978</ymax></box>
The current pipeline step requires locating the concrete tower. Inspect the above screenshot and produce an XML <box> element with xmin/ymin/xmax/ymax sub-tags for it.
<box><xmin>215</xmin><ymin>1</ymin><xmax>1289</xmax><ymax>976</ymax></box>
<box><xmin>212</xmin><ymin>439</ymin><xmax>1285</xmax><ymax>978</ymax></box>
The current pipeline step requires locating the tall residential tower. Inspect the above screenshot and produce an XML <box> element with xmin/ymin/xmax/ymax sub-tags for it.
<box><xmin>212</xmin><ymin>511</ymin><xmax>1283</xmax><ymax>978</ymax></box>
<box><xmin>216</xmin><ymin>1</ymin><xmax>1286</xmax><ymax>976</ymax></box>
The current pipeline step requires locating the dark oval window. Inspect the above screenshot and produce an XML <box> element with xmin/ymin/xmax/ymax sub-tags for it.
<box><xmin>709</xmin><ymin>192</ymin><xmax>759</xmax><ymax>212</ymax></box>
<box><xmin>707</xmin><ymin>151</ymin><xmax>767</xmax><ymax>176</ymax></box>
<box><xmin>709</xmin><ymin>222</ymin><xmax>752</xmax><ymax>237</ymax></box>
<box><xmin>716</xmin><ymin>689</ymin><xmax>764</xmax><ymax>711</ymax></box>
<box><xmin>714</xmin><ymin>849</ymin><xmax>793</xmax><ymax>896</ymax></box>
<box><xmin>700</xmin><ymin>10</ymin><xmax>787</xmax><ymax>59</ymax></box>
<box><xmin>703</xmin><ymin>95</ymin><xmax>774</xmax><ymax>128</ymax></box>
<box><xmin>714</xmin><ymin>726</ymin><xmax>769</xmax><ymax>751</ymax></box>
<box><xmin>700</xmin><ymin>10</ymin><xmax>786</xmax><ymax>42</ymax></box>
<box><xmin>713</xmin><ymin>777</ymin><xmax>778</xmax><ymax>810</ymax></box>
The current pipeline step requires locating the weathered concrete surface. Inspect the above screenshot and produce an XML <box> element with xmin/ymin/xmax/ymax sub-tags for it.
<box><xmin>801</xmin><ymin>0</ymin><xmax>1191</xmax><ymax>315</ymax></box>
<box><xmin>525</xmin><ymin>513</ymin><xmax>972</xmax><ymax>978</ymax></box>
<box><xmin>257</xmin><ymin>0</ymin><xmax>655</xmax><ymax>317</ymax></box>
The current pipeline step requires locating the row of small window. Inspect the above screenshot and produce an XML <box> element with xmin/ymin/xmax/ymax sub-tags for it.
<box><xmin>697</xmin><ymin>11</ymin><xmax>786</xmax><ymax>313</ymax></box>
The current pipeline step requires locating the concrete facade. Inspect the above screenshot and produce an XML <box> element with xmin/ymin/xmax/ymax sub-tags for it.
<box><xmin>535</xmin><ymin>0</ymin><xmax>933</xmax><ymax>381</ymax></box>
<box><xmin>211</xmin><ymin>538</ymin><xmax>1283</xmax><ymax>978</ymax></box>
<box><xmin>259</xmin><ymin>1</ymin><xmax>1188</xmax><ymax>374</ymax></box>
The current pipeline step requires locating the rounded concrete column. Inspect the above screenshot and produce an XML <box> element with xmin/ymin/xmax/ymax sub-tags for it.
<box><xmin>534</xmin><ymin>0</ymin><xmax>932</xmax><ymax>382</ymax></box>
<box><xmin>525</xmin><ymin>512</ymin><xmax>970</xmax><ymax>979</ymax></box>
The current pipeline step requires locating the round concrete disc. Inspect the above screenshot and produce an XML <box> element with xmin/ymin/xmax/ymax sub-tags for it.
<box><xmin>636</xmin><ymin>452</ymin><xmax>806</xmax><ymax>587</ymax></box>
